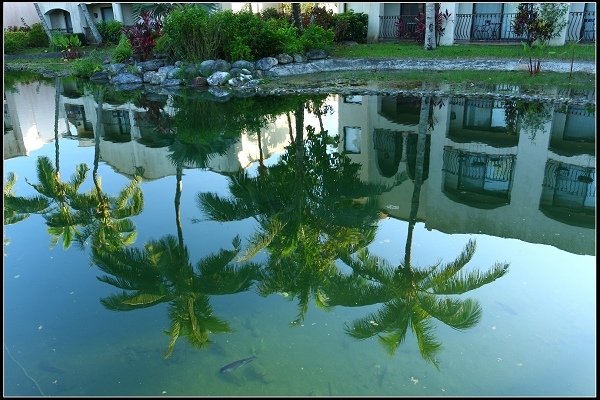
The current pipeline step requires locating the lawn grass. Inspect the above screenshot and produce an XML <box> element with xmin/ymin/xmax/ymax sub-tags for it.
<box><xmin>331</xmin><ymin>42</ymin><xmax>596</xmax><ymax>61</ymax></box>
<box><xmin>268</xmin><ymin>69</ymin><xmax>595</xmax><ymax>93</ymax></box>
<box><xmin>4</xmin><ymin>42</ymin><xmax>596</xmax><ymax>93</ymax></box>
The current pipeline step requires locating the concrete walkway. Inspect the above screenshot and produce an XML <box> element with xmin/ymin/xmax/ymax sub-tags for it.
<box><xmin>266</xmin><ymin>57</ymin><xmax>596</xmax><ymax>77</ymax></box>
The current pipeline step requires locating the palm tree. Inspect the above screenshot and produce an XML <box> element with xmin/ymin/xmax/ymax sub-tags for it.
<box><xmin>325</xmin><ymin>95</ymin><xmax>509</xmax><ymax>368</ymax></box>
<box><xmin>33</xmin><ymin>3</ymin><xmax>52</xmax><ymax>41</ymax></box>
<box><xmin>292</xmin><ymin>3</ymin><xmax>303</xmax><ymax>34</ymax></box>
<box><xmin>74</xmin><ymin>87</ymin><xmax>144</xmax><ymax>252</ymax></box>
<box><xmin>424</xmin><ymin>3</ymin><xmax>436</xmax><ymax>50</ymax></box>
<box><xmin>79</xmin><ymin>3</ymin><xmax>103</xmax><ymax>45</ymax></box>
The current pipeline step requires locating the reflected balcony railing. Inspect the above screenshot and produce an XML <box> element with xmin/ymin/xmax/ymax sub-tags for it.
<box><xmin>542</xmin><ymin>160</ymin><xmax>596</xmax><ymax>208</ymax></box>
<box><xmin>442</xmin><ymin>147</ymin><xmax>515</xmax><ymax>208</ymax></box>
<box><xmin>540</xmin><ymin>160</ymin><xmax>595</xmax><ymax>228</ymax></box>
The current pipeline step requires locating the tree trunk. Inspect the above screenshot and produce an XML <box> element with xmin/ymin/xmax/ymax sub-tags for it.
<box><xmin>424</xmin><ymin>3</ymin><xmax>436</xmax><ymax>51</ymax></box>
<box><xmin>405</xmin><ymin>95</ymin><xmax>431</xmax><ymax>264</ymax></box>
<box><xmin>79</xmin><ymin>3</ymin><xmax>103</xmax><ymax>45</ymax></box>
<box><xmin>292</xmin><ymin>3</ymin><xmax>303</xmax><ymax>35</ymax></box>
<box><xmin>34</xmin><ymin>3</ymin><xmax>52</xmax><ymax>41</ymax></box>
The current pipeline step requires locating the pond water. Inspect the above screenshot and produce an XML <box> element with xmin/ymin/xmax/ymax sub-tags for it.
<box><xmin>3</xmin><ymin>76</ymin><xmax>596</xmax><ymax>396</ymax></box>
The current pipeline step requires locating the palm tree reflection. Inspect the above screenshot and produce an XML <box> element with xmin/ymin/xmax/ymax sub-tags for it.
<box><xmin>327</xmin><ymin>96</ymin><xmax>509</xmax><ymax>368</ymax></box>
<box><xmin>91</xmin><ymin>92</ymin><xmax>263</xmax><ymax>357</ymax></box>
<box><xmin>199</xmin><ymin>102</ymin><xmax>392</xmax><ymax>324</ymax></box>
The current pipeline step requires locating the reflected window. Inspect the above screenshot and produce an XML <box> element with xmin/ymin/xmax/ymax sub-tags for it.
<box><xmin>374</xmin><ymin>129</ymin><xmax>404</xmax><ymax>178</ymax></box>
<box><xmin>343</xmin><ymin>126</ymin><xmax>361</xmax><ymax>154</ymax></box>
<box><xmin>65</xmin><ymin>104</ymin><xmax>93</xmax><ymax>138</ymax></box>
<box><xmin>344</xmin><ymin>95</ymin><xmax>362</xmax><ymax>104</ymax></box>
<box><xmin>379</xmin><ymin>96</ymin><xmax>420</xmax><ymax>125</ymax></box>
<box><xmin>563</xmin><ymin>106</ymin><xmax>595</xmax><ymax>142</ymax></box>
<box><xmin>463</xmin><ymin>99</ymin><xmax>507</xmax><ymax>132</ymax></box>
<box><xmin>102</xmin><ymin>109</ymin><xmax>131</xmax><ymax>142</ymax></box>
<box><xmin>4</xmin><ymin>100</ymin><xmax>13</xmax><ymax>134</ymax></box>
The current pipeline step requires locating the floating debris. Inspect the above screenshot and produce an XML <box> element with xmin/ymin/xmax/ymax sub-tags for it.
<box><xmin>410</xmin><ymin>376</ymin><xmax>419</xmax><ymax>385</ymax></box>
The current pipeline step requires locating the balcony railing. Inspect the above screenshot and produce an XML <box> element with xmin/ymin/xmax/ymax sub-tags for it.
<box><xmin>381</xmin><ymin>12</ymin><xmax>595</xmax><ymax>43</ymax></box>
<box><xmin>379</xmin><ymin>15</ymin><xmax>420</xmax><ymax>41</ymax></box>
<box><xmin>455</xmin><ymin>13</ymin><xmax>525</xmax><ymax>42</ymax></box>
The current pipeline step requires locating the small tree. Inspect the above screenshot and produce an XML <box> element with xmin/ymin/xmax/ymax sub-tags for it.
<box><xmin>512</xmin><ymin>3</ymin><xmax>568</xmax><ymax>75</ymax></box>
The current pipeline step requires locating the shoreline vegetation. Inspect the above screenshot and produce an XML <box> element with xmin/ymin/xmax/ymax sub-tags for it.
<box><xmin>4</xmin><ymin>43</ymin><xmax>596</xmax><ymax>96</ymax></box>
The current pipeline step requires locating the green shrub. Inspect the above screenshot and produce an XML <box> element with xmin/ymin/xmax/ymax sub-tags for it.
<box><xmin>263</xmin><ymin>18</ymin><xmax>303</xmax><ymax>55</ymax></box>
<box><xmin>301</xmin><ymin>5</ymin><xmax>335</xmax><ymax>29</ymax></box>
<box><xmin>75</xmin><ymin>33</ymin><xmax>88</xmax><ymax>46</ymax></box>
<box><xmin>162</xmin><ymin>5</ymin><xmax>213</xmax><ymax>61</ymax></box>
<box><xmin>113</xmin><ymin>34</ymin><xmax>133</xmax><ymax>62</ymax></box>
<box><xmin>222</xmin><ymin>10</ymin><xmax>267</xmax><ymax>60</ymax></box>
<box><xmin>332</xmin><ymin>11</ymin><xmax>368</xmax><ymax>43</ymax></box>
<box><xmin>229</xmin><ymin>37</ymin><xmax>253</xmax><ymax>60</ymax></box>
<box><xmin>51</xmin><ymin>33</ymin><xmax>83</xmax><ymax>59</ymax></box>
<box><xmin>28</xmin><ymin>23</ymin><xmax>49</xmax><ymax>47</ymax></box>
<box><xmin>300</xmin><ymin>24</ymin><xmax>335</xmax><ymax>51</ymax></box>
<box><xmin>4</xmin><ymin>31</ymin><xmax>29</xmax><ymax>54</ymax></box>
<box><xmin>72</xmin><ymin>51</ymin><xmax>103</xmax><ymax>78</ymax></box>
<box><xmin>96</xmin><ymin>20</ymin><xmax>123</xmax><ymax>44</ymax></box>
<box><xmin>154</xmin><ymin>33</ymin><xmax>177</xmax><ymax>61</ymax></box>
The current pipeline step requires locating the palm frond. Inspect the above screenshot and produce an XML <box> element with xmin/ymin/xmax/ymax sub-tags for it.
<box><xmin>346</xmin><ymin>248</ymin><xmax>395</xmax><ymax>284</ymax></box>
<box><xmin>100</xmin><ymin>291</ymin><xmax>148</xmax><ymax>311</ymax></box>
<box><xmin>122</xmin><ymin>292</ymin><xmax>167</xmax><ymax>306</ymax></box>
<box><xmin>163</xmin><ymin>319</ymin><xmax>181</xmax><ymax>359</ymax></box>
<box><xmin>417</xmin><ymin>294</ymin><xmax>482</xmax><ymax>330</ymax></box>
<box><xmin>197</xmin><ymin>192</ymin><xmax>256</xmax><ymax>221</ymax></box>
<box><xmin>237</xmin><ymin>218</ymin><xmax>284</xmax><ymax>261</ymax></box>
<box><xmin>377</xmin><ymin>330</ymin><xmax>407</xmax><ymax>355</ymax></box>
<box><xmin>409</xmin><ymin>316</ymin><xmax>442</xmax><ymax>368</ymax></box>
<box><xmin>424</xmin><ymin>240</ymin><xmax>476</xmax><ymax>290</ymax></box>
<box><xmin>430</xmin><ymin>262</ymin><xmax>510</xmax><ymax>294</ymax></box>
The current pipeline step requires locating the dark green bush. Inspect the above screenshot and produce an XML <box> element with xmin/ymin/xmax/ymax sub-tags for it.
<box><xmin>72</xmin><ymin>51</ymin><xmax>103</xmax><ymax>78</ymax></box>
<box><xmin>4</xmin><ymin>31</ymin><xmax>30</xmax><ymax>54</ymax></box>
<box><xmin>300</xmin><ymin>24</ymin><xmax>335</xmax><ymax>51</ymax></box>
<box><xmin>162</xmin><ymin>5</ymin><xmax>223</xmax><ymax>61</ymax></box>
<box><xmin>112</xmin><ymin>34</ymin><xmax>133</xmax><ymax>62</ymax></box>
<box><xmin>28</xmin><ymin>23</ymin><xmax>49</xmax><ymax>47</ymax></box>
<box><xmin>332</xmin><ymin>11</ymin><xmax>368</xmax><ymax>43</ymax></box>
<box><xmin>301</xmin><ymin>5</ymin><xmax>335</xmax><ymax>29</ymax></box>
<box><xmin>259</xmin><ymin>7</ymin><xmax>289</xmax><ymax>22</ymax></box>
<box><xmin>256</xmin><ymin>18</ymin><xmax>303</xmax><ymax>57</ymax></box>
<box><xmin>96</xmin><ymin>20</ymin><xmax>123</xmax><ymax>44</ymax></box>
<box><xmin>75</xmin><ymin>33</ymin><xmax>88</xmax><ymax>46</ymax></box>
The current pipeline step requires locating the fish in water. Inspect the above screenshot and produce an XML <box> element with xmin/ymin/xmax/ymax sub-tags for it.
<box><xmin>219</xmin><ymin>355</ymin><xmax>257</xmax><ymax>373</ymax></box>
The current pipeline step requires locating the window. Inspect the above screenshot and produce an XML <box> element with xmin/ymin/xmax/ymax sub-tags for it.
<box><xmin>343</xmin><ymin>126</ymin><xmax>361</xmax><ymax>154</ymax></box>
<box><xmin>344</xmin><ymin>95</ymin><xmax>362</xmax><ymax>104</ymax></box>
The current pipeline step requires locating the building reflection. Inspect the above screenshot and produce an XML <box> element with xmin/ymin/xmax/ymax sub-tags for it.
<box><xmin>337</xmin><ymin>89</ymin><xmax>595</xmax><ymax>256</ymax></box>
<box><xmin>4</xmin><ymin>79</ymin><xmax>335</xmax><ymax>180</ymax></box>
<box><xmin>3</xmin><ymin>79</ymin><xmax>594</xmax><ymax>255</ymax></box>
